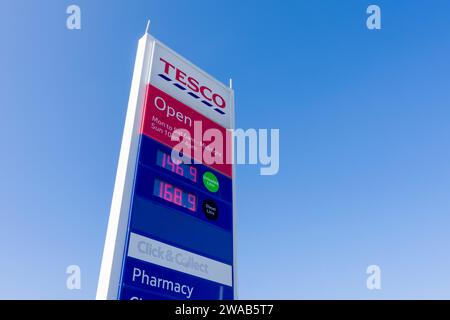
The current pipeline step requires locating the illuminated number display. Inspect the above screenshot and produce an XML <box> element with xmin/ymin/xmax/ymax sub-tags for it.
<box><xmin>153</xmin><ymin>178</ymin><xmax>197</xmax><ymax>212</ymax></box>
<box><xmin>156</xmin><ymin>150</ymin><xmax>197</xmax><ymax>182</ymax></box>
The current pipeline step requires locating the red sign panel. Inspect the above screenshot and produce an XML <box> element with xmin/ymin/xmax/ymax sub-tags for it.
<box><xmin>140</xmin><ymin>84</ymin><xmax>232</xmax><ymax>177</ymax></box>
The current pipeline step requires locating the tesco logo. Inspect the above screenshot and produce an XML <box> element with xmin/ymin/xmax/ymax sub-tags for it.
<box><xmin>158</xmin><ymin>57</ymin><xmax>226</xmax><ymax>115</ymax></box>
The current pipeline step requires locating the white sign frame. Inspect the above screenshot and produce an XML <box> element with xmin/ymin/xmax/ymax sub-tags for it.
<box><xmin>96</xmin><ymin>31</ymin><xmax>236</xmax><ymax>300</ymax></box>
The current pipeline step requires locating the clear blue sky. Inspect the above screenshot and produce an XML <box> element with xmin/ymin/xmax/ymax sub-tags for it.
<box><xmin>1</xmin><ymin>0</ymin><xmax>450</xmax><ymax>299</ymax></box>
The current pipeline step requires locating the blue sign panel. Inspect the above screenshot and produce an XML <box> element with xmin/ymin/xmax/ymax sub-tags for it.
<box><xmin>121</xmin><ymin>258</ymin><xmax>233</xmax><ymax>300</ymax></box>
<box><xmin>118</xmin><ymin>135</ymin><xmax>234</xmax><ymax>300</ymax></box>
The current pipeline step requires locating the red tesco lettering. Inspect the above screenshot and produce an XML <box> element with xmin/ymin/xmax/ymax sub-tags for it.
<box><xmin>159</xmin><ymin>57</ymin><xmax>226</xmax><ymax>109</ymax></box>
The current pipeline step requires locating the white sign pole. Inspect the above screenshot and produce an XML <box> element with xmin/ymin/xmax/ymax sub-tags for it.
<box><xmin>96</xmin><ymin>27</ymin><xmax>155</xmax><ymax>300</ymax></box>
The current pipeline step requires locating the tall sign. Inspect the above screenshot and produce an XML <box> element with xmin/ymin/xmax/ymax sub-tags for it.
<box><xmin>96</xmin><ymin>29</ymin><xmax>236</xmax><ymax>300</ymax></box>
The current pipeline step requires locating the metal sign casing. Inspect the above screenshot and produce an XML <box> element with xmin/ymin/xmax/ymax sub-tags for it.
<box><xmin>96</xmin><ymin>32</ymin><xmax>236</xmax><ymax>300</ymax></box>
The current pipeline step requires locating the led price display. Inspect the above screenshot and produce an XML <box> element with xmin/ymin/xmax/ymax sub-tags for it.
<box><xmin>156</xmin><ymin>150</ymin><xmax>197</xmax><ymax>182</ymax></box>
<box><xmin>153</xmin><ymin>178</ymin><xmax>197</xmax><ymax>212</ymax></box>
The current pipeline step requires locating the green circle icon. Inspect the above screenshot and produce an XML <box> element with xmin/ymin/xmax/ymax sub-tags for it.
<box><xmin>203</xmin><ymin>171</ymin><xmax>219</xmax><ymax>193</ymax></box>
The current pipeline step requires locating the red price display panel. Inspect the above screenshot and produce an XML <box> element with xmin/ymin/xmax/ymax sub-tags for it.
<box><xmin>156</xmin><ymin>150</ymin><xmax>197</xmax><ymax>183</ymax></box>
<box><xmin>153</xmin><ymin>178</ymin><xmax>197</xmax><ymax>212</ymax></box>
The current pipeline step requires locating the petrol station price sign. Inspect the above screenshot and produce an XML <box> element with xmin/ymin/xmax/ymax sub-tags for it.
<box><xmin>96</xmin><ymin>30</ymin><xmax>236</xmax><ymax>300</ymax></box>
